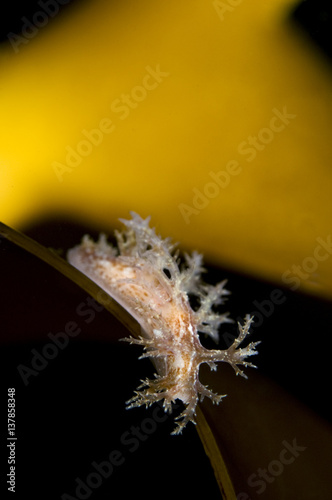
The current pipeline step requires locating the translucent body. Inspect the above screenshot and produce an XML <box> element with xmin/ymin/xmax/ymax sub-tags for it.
<box><xmin>68</xmin><ymin>212</ymin><xmax>259</xmax><ymax>434</ymax></box>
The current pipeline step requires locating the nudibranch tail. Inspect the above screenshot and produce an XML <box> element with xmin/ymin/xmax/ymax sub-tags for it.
<box><xmin>67</xmin><ymin>212</ymin><xmax>260</xmax><ymax>434</ymax></box>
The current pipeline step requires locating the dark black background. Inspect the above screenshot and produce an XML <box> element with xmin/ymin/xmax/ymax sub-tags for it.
<box><xmin>1</xmin><ymin>216</ymin><xmax>331</xmax><ymax>499</ymax></box>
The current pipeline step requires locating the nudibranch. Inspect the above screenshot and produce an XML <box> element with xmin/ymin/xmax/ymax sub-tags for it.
<box><xmin>67</xmin><ymin>212</ymin><xmax>259</xmax><ymax>434</ymax></box>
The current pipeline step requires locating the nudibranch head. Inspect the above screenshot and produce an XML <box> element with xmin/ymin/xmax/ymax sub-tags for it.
<box><xmin>68</xmin><ymin>212</ymin><xmax>260</xmax><ymax>434</ymax></box>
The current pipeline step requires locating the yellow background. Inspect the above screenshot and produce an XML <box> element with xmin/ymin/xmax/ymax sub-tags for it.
<box><xmin>1</xmin><ymin>0</ymin><xmax>332</xmax><ymax>298</ymax></box>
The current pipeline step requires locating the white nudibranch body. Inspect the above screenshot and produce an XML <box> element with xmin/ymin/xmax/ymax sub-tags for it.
<box><xmin>67</xmin><ymin>212</ymin><xmax>259</xmax><ymax>434</ymax></box>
